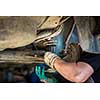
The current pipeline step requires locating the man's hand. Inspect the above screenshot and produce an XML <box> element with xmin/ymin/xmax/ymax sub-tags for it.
<box><xmin>44</xmin><ymin>52</ymin><xmax>60</xmax><ymax>69</ymax></box>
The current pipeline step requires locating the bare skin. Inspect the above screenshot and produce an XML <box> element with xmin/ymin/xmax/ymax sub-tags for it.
<box><xmin>53</xmin><ymin>58</ymin><xmax>94</xmax><ymax>83</ymax></box>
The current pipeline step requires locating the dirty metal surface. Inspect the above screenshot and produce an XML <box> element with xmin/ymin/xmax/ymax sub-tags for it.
<box><xmin>0</xmin><ymin>50</ymin><xmax>44</xmax><ymax>64</ymax></box>
<box><xmin>0</xmin><ymin>16</ymin><xmax>46</xmax><ymax>51</ymax></box>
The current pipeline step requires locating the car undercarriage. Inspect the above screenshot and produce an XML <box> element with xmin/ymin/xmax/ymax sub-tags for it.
<box><xmin>0</xmin><ymin>16</ymin><xmax>99</xmax><ymax>82</ymax></box>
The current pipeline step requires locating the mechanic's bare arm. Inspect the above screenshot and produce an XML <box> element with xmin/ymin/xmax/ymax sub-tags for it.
<box><xmin>44</xmin><ymin>52</ymin><xmax>94</xmax><ymax>83</ymax></box>
<box><xmin>53</xmin><ymin>58</ymin><xmax>94</xmax><ymax>82</ymax></box>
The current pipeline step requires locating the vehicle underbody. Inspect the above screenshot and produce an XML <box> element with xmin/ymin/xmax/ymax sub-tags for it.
<box><xmin>0</xmin><ymin>16</ymin><xmax>99</xmax><ymax>82</ymax></box>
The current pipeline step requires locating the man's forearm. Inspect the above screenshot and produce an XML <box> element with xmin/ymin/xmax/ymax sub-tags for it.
<box><xmin>53</xmin><ymin>58</ymin><xmax>94</xmax><ymax>82</ymax></box>
<box><xmin>53</xmin><ymin>58</ymin><xmax>80</xmax><ymax>82</ymax></box>
<box><xmin>44</xmin><ymin>52</ymin><xmax>94</xmax><ymax>83</ymax></box>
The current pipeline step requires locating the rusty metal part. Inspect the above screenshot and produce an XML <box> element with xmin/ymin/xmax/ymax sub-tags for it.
<box><xmin>0</xmin><ymin>50</ymin><xmax>44</xmax><ymax>64</ymax></box>
<box><xmin>63</xmin><ymin>43</ymin><xmax>81</xmax><ymax>62</ymax></box>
